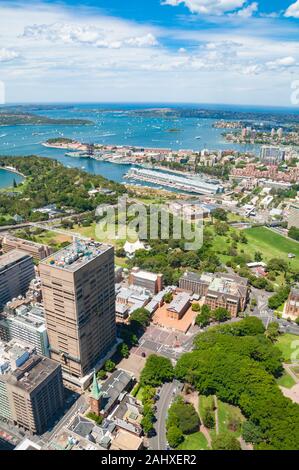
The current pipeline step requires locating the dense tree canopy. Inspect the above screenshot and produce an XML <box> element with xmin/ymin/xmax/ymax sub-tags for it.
<box><xmin>175</xmin><ymin>317</ymin><xmax>299</xmax><ymax>450</ymax></box>
<box><xmin>289</xmin><ymin>226</ymin><xmax>299</xmax><ymax>242</ymax></box>
<box><xmin>167</xmin><ymin>396</ymin><xmax>200</xmax><ymax>435</ymax></box>
<box><xmin>268</xmin><ymin>286</ymin><xmax>290</xmax><ymax>310</ymax></box>
<box><xmin>212</xmin><ymin>432</ymin><xmax>241</xmax><ymax>451</ymax></box>
<box><xmin>0</xmin><ymin>155</ymin><xmax>124</xmax><ymax>220</ymax></box>
<box><xmin>140</xmin><ymin>354</ymin><xmax>174</xmax><ymax>387</ymax></box>
<box><xmin>129</xmin><ymin>308</ymin><xmax>152</xmax><ymax>332</ymax></box>
<box><xmin>166</xmin><ymin>426</ymin><xmax>184</xmax><ymax>448</ymax></box>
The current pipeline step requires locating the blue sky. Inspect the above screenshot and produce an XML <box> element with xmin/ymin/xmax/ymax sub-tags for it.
<box><xmin>1</xmin><ymin>0</ymin><xmax>299</xmax><ymax>105</ymax></box>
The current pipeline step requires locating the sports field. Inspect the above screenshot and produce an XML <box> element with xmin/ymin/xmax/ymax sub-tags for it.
<box><xmin>243</xmin><ymin>227</ymin><xmax>299</xmax><ymax>269</ymax></box>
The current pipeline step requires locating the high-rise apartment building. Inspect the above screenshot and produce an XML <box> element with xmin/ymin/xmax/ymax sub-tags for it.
<box><xmin>0</xmin><ymin>345</ymin><xmax>64</xmax><ymax>434</ymax></box>
<box><xmin>260</xmin><ymin>146</ymin><xmax>285</xmax><ymax>164</ymax></box>
<box><xmin>0</xmin><ymin>250</ymin><xmax>35</xmax><ymax>310</ymax></box>
<box><xmin>39</xmin><ymin>240</ymin><xmax>117</xmax><ymax>387</ymax></box>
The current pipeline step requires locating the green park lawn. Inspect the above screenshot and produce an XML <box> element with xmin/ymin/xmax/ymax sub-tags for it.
<box><xmin>217</xmin><ymin>400</ymin><xmax>245</xmax><ymax>437</ymax></box>
<box><xmin>34</xmin><ymin>230</ymin><xmax>71</xmax><ymax>246</ymax></box>
<box><xmin>209</xmin><ymin>225</ymin><xmax>299</xmax><ymax>270</ymax></box>
<box><xmin>71</xmin><ymin>222</ymin><xmax>138</xmax><ymax>246</ymax></box>
<box><xmin>178</xmin><ymin>432</ymin><xmax>209</xmax><ymax>451</ymax></box>
<box><xmin>135</xmin><ymin>386</ymin><xmax>144</xmax><ymax>402</ymax></box>
<box><xmin>276</xmin><ymin>334</ymin><xmax>299</xmax><ymax>363</ymax></box>
<box><xmin>198</xmin><ymin>395</ymin><xmax>214</xmax><ymax>419</ymax></box>
<box><xmin>276</xmin><ymin>371</ymin><xmax>296</xmax><ymax>389</ymax></box>
<box><xmin>243</xmin><ymin>227</ymin><xmax>299</xmax><ymax>269</ymax></box>
<box><xmin>226</xmin><ymin>212</ymin><xmax>248</xmax><ymax>223</ymax></box>
<box><xmin>70</xmin><ymin>223</ymin><xmax>97</xmax><ymax>239</ymax></box>
<box><xmin>0</xmin><ymin>214</ymin><xmax>14</xmax><ymax>221</ymax></box>
<box><xmin>115</xmin><ymin>257</ymin><xmax>128</xmax><ymax>268</ymax></box>
<box><xmin>14</xmin><ymin>229</ymin><xmax>72</xmax><ymax>250</ymax></box>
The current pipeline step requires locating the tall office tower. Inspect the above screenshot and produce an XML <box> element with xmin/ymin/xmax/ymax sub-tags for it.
<box><xmin>0</xmin><ymin>347</ymin><xmax>64</xmax><ymax>435</ymax></box>
<box><xmin>0</xmin><ymin>250</ymin><xmax>35</xmax><ymax>310</ymax></box>
<box><xmin>39</xmin><ymin>240</ymin><xmax>117</xmax><ymax>386</ymax></box>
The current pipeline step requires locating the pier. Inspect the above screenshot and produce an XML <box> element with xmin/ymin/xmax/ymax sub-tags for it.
<box><xmin>125</xmin><ymin>168</ymin><xmax>224</xmax><ymax>195</ymax></box>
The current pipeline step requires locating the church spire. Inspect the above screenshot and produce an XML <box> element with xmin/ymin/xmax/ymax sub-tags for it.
<box><xmin>91</xmin><ymin>370</ymin><xmax>101</xmax><ymax>401</ymax></box>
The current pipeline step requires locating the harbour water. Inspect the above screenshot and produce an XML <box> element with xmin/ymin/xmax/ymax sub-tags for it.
<box><xmin>0</xmin><ymin>103</ymin><xmax>294</xmax><ymax>187</ymax></box>
<box><xmin>0</xmin><ymin>168</ymin><xmax>23</xmax><ymax>188</ymax></box>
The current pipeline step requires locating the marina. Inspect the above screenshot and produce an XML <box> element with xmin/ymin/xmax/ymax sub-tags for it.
<box><xmin>0</xmin><ymin>104</ymin><xmax>282</xmax><ymax>191</ymax></box>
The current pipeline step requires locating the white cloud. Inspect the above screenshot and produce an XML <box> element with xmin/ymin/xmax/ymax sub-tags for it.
<box><xmin>0</xmin><ymin>1</ymin><xmax>298</xmax><ymax>104</ymax></box>
<box><xmin>161</xmin><ymin>0</ymin><xmax>247</xmax><ymax>16</ymax></box>
<box><xmin>240</xmin><ymin>64</ymin><xmax>263</xmax><ymax>75</ymax></box>
<box><xmin>123</xmin><ymin>33</ymin><xmax>158</xmax><ymax>48</ymax></box>
<box><xmin>233</xmin><ymin>2</ymin><xmax>258</xmax><ymax>17</ymax></box>
<box><xmin>144</xmin><ymin>42</ymin><xmax>298</xmax><ymax>76</ymax></box>
<box><xmin>285</xmin><ymin>1</ymin><xmax>299</xmax><ymax>18</ymax></box>
<box><xmin>0</xmin><ymin>47</ymin><xmax>19</xmax><ymax>62</ymax></box>
<box><xmin>22</xmin><ymin>23</ymin><xmax>158</xmax><ymax>49</ymax></box>
<box><xmin>266</xmin><ymin>56</ymin><xmax>297</xmax><ymax>69</ymax></box>
<box><xmin>240</xmin><ymin>56</ymin><xmax>297</xmax><ymax>75</ymax></box>
<box><xmin>260</xmin><ymin>12</ymin><xmax>280</xmax><ymax>19</ymax></box>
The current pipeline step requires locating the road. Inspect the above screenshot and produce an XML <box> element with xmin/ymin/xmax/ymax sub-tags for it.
<box><xmin>0</xmin><ymin>222</ymin><xmax>32</xmax><ymax>232</ymax></box>
<box><xmin>149</xmin><ymin>380</ymin><xmax>183</xmax><ymax>451</ymax></box>
<box><xmin>250</xmin><ymin>287</ymin><xmax>299</xmax><ymax>335</ymax></box>
<box><xmin>0</xmin><ymin>210</ymin><xmax>93</xmax><ymax>237</ymax></box>
<box><xmin>31</xmin><ymin>223</ymin><xmax>89</xmax><ymax>241</ymax></box>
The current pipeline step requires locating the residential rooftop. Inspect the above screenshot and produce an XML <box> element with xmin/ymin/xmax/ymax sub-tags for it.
<box><xmin>41</xmin><ymin>240</ymin><xmax>112</xmax><ymax>272</ymax></box>
<box><xmin>101</xmin><ymin>369</ymin><xmax>133</xmax><ymax>414</ymax></box>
